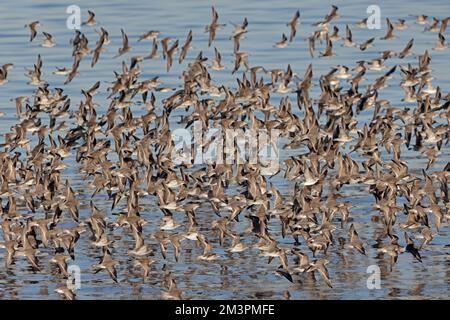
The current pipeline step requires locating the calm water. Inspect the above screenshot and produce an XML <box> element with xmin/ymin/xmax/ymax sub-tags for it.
<box><xmin>0</xmin><ymin>0</ymin><xmax>449</xmax><ymax>300</ymax></box>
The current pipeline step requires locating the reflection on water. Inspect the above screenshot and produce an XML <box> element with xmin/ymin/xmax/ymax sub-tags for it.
<box><xmin>0</xmin><ymin>0</ymin><xmax>449</xmax><ymax>299</ymax></box>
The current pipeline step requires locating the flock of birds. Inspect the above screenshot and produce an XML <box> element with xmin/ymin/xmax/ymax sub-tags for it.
<box><xmin>0</xmin><ymin>5</ymin><xmax>449</xmax><ymax>300</ymax></box>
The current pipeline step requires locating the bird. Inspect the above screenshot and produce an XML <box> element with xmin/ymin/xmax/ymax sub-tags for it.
<box><xmin>0</xmin><ymin>241</ymin><xmax>16</xmax><ymax>268</ymax></box>
<box><xmin>425</xmin><ymin>18</ymin><xmax>440</xmax><ymax>33</ymax></box>
<box><xmin>395</xmin><ymin>19</ymin><xmax>409</xmax><ymax>30</ymax></box>
<box><xmin>230</xmin><ymin>17</ymin><xmax>248</xmax><ymax>38</ymax></box>
<box><xmin>275</xmin><ymin>266</ymin><xmax>293</xmax><ymax>283</ymax></box>
<box><xmin>348</xmin><ymin>224</ymin><xmax>366</xmax><ymax>255</ymax></box>
<box><xmin>398</xmin><ymin>38</ymin><xmax>414</xmax><ymax>58</ymax></box>
<box><xmin>211</xmin><ymin>47</ymin><xmax>225</xmax><ymax>70</ymax></box>
<box><xmin>161</xmin><ymin>276</ymin><xmax>183</xmax><ymax>300</ymax></box>
<box><xmin>93</xmin><ymin>248</ymin><xmax>119</xmax><ymax>283</ymax></box>
<box><xmin>82</xmin><ymin>10</ymin><xmax>97</xmax><ymax>26</ymax></box>
<box><xmin>138</xmin><ymin>30</ymin><xmax>160</xmax><ymax>42</ymax></box>
<box><xmin>64</xmin><ymin>54</ymin><xmax>81</xmax><ymax>85</ymax></box>
<box><xmin>356</xmin><ymin>18</ymin><xmax>368</xmax><ymax>29</ymax></box>
<box><xmin>413</xmin><ymin>15</ymin><xmax>429</xmax><ymax>25</ymax></box>
<box><xmin>113</xmin><ymin>29</ymin><xmax>132</xmax><ymax>58</ymax></box>
<box><xmin>287</xmin><ymin>10</ymin><xmax>300</xmax><ymax>42</ymax></box>
<box><xmin>179</xmin><ymin>30</ymin><xmax>193</xmax><ymax>64</ymax></box>
<box><xmin>144</xmin><ymin>39</ymin><xmax>159</xmax><ymax>59</ymax></box>
<box><xmin>307</xmin><ymin>259</ymin><xmax>333</xmax><ymax>288</ymax></box>
<box><xmin>359</xmin><ymin>37</ymin><xmax>375</xmax><ymax>51</ymax></box>
<box><xmin>291</xmin><ymin>248</ymin><xmax>311</xmax><ymax>274</ymax></box>
<box><xmin>91</xmin><ymin>28</ymin><xmax>110</xmax><ymax>67</ymax></box>
<box><xmin>165</xmin><ymin>40</ymin><xmax>179</xmax><ymax>72</ymax></box>
<box><xmin>433</xmin><ymin>33</ymin><xmax>447</xmax><ymax>51</ymax></box>
<box><xmin>380</xmin><ymin>18</ymin><xmax>396</xmax><ymax>40</ymax></box>
<box><xmin>52</xmin><ymin>67</ymin><xmax>72</xmax><ymax>76</ymax></box>
<box><xmin>50</xmin><ymin>253</ymin><xmax>70</xmax><ymax>277</ymax></box>
<box><xmin>205</xmin><ymin>6</ymin><xmax>226</xmax><ymax>47</ymax></box>
<box><xmin>274</xmin><ymin>34</ymin><xmax>288</xmax><ymax>48</ymax></box>
<box><xmin>227</xmin><ymin>233</ymin><xmax>248</xmax><ymax>253</ymax></box>
<box><xmin>197</xmin><ymin>235</ymin><xmax>219</xmax><ymax>261</ymax></box>
<box><xmin>25</xmin><ymin>21</ymin><xmax>40</xmax><ymax>42</ymax></box>
<box><xmin>0</xmin><ymin>63</ymin><xmax>14</xmax><ymax>86</ymax></box>
<box><xmin>377</xmin><ymin>235</ymin><xmax>401</xmax><ymax>267</ymax></box>
<box><xmin>133</xmin><ymin>258</ymin><xmax>155</xmax><ymax>280</ymax></box>
<box><xmin>168</xmin><ymin>234</ymin><xmax>185</xmax><ymax>262</ymax></box>
<box><xmin>41</xmin><ymin>32</ymin><xmax>55</xmax><ymax>48</ymax></box>
<box><xmin>55</xmin><ymin>286</ymin><xmax>76</xmax><ymax>300</ymax></box>
<box><xmin>404</xmin><ymin>232</ymin><xmax>422</xmax><ymax>263</ymax></box>
<box><xmin>342</xmin><ymin>25</ymin><xmax>355</xmax><ymax>47</ymax></box>
<box><xmin>320</xmin><ymin>34</ymin><xmax>335</xmax><ymax>57</ymax></box>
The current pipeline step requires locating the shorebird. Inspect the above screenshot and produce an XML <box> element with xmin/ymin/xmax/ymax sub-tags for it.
<box><xmin>418</xmin><ymin>226</ymin><xmax>435</xmax><ymax>249</ymax></box>
<box><xmin>307</xmin><ymin>259</ymin><xmax>333</xmax><ymax>288</ymax></box>
<box><xmin>291</xmin><ymin>248</ymin><xmax>311</xmax><ymax>274</ymax></box>
<box><xmin>197</xmin><ymin>235</ymin><xmax>219</xmax><ymax>261</ymax></box>
<box><xmin>0</xmin><ymin>240</ymin><xmax>15</xmax><ymax>268</ymax></box>
<box><xmin>25</xmin><ymin>21</ymin><xmax>40</xmax><ymax>42</ymax></box>
<box><xmin>433</xmin><ymin>33</ymin><xmax>447</xmax><ymax>51</ymax></box>
<box><xmin>41</xmin><ymin>32</ymin><xmax>55</xmax><ymax>48</ymax></box>
<box><xmin>138</xmin><ymin>30</ymin><xmax>160</xmax><ymax>42</ymax></box>
<box><xmin>227</xmin><ymin>233</ymin><xmax>248</xmax><ymax>253</ymax></box>
<box><xmin>133</xmin><ymin>258</ymin><xmax>155</xmax><ymax>280</ymax></box>
<box><xmin>342</xmin><ymin>25</ymin><xmax>355</xmax><ymax>47</ymax></box>
<box><xmin>144</xmin><ymin>39</ymin><xmax>159</xmax><ymax>59</ymax></box>
<box><xmin>404</xmin><ymin>232</ymin><xmax>422</xmax><ymax>262</ymax></box>
<box><xmin>348</xmin><ymin>224</ymin><xmax>366</xmax><ymax>255</ymax></box>
<box><xmin>230</xmin><ymin>17</ymin><xmax>248</xmax><ymax>42</ymax></box>
<box><xmin>113</xmin><ymin>29</ymin><xmax>132</xmax><ymax>58</ymax></box>
<box><xmin>128</xmin><ymin>232</ymin><xmax>153</xmax><ymax>257</ymax></box>
<box><xmin>274</xmin><ymin>34</ymin><xmax>288</xmax><ymax>48</ymax></box>
<box><xmin>11</xmin><ymin>96</ymin><xmax>29</xmax><ymax>118</ymax></box>
<box><xmin>82</xmin><ymin>10</ymin><xmax>97</xmax><ymax>26</ymax></box>
<box><xmin>413</xmin><ymin>15</ymin><xmax>429</xmax><ymax>25</ymax></box>
<box><xmin>64</xmin><ymin>54</ymin><xmax>81</xmax><ymax>85</ymax></box>
<box><xmin>377</xmin><ymin>235</ymin><xmax>401</xmax><ymax>267</ymax></box>
<box><xmin>275</xmin><ymin>266</ymin><xmax>293</xmax><ymax>283</ymax></box>
<box><xmin>320</xmin><ymin>34</ymin><xmax>335</xmax><ymax>57</ymax></box>
<box><xmin>395</xmin><ymin>19</ymin><xmax>409</xmax><ymax>30</ymax></box>
<box><xmin>287</xmin><ymin>10</ymin><xmax>300</xmax><ymax>42</ymax></box>
<box><xmin>425</xmin><ymin>18</ymin><xmax>440</xmax><ymax>32</ymax></box>
<box><xmin>91</xmin><ymin>28</ymin><xmax>110</xmax><ymax>67</ymax></box>
<box><xmin>314</xmin><ymin>5</ymin><xmax>339</xmax><ymax>27</ymax></box>
<box><xmin>24</xmin><ymin>54</ymin><xmax>45</xmax><ymax>85</ymax></box>
<box><xmin>166</xmin><ymin>40</ymin><xmax>179</xmax><ymax>72</ymax></box>
<box><xmin>168</xmin><ymin>234</ymin><xmax>185</xmax><ymax>262</ymax></box>
<box><xmin>161</xmin><ymin>275</ymin><xmax>183</xmax><ymax>300</ymax></box>
<box><xmin>50</xmin><ymin>253</ymin><xmax>70</xmax><ymax>277</ymax></box>
<box><xmin>308</xmin><ymin>32</ymin><xmax>318</xmax><ymax>57</ymax></box>
<box><xmin>205</xmin><ymin>6</ymin><xmax>226</xmax><ymax>47</ymax></box>
<box><xmin>93</xmin><ymin>248</ymin><xmax>119</xmax><ymax>283</ymax></box>
<box><xmin>55</xmin><ymin>286</ymin><xmax>76</xmax><ymax>300</ymax></box>
<box><xmin>398</xmin><ymin>38</ymin><xmax>414</xmax><ymax>58</ymax></box>
<box><xmin>160</xmin><ymin>215</ymin><xmax>181</xmax><ymax>231</ymax></box>
<box><xmin>0</xmin><ymin>63</ymin><xmax>14</xmax><ymax>86</ymax></box>
<box><xmin>179</xmin><ymin>30</ymin><xmax>193</xmax><ymax>64</ymax></box>
<box><xmin>380</xmin><ymin>18</ymin><xmax>396</xmax><ymax>40</ymax></box>
<box><xmin>359</xmin><ymin>37</ymin><xmax>375</xmax><ymax>51</ymax></box>
<box><xmin>211</xmin><ymin>47</ymin><xmax>225</xmax><ymax>70</ymax></box>
<box><xmin>15</xmin><ymin>232</ymin><xmax>41</xmax><ymax>271</ymax></box>
<box><xmin>52</xmin><ymin>67</ymin><xmax>72</xmax><ymax>76</ymax></box>
<box><xmin>329</xmin><ymin>26</ymin><xmax>340</xmax><ymax>42</ymax></box>
<box><xmin>356</xmin><ymin>18</ymin><xmax>368</xmax><ymax>29</ymax></box>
